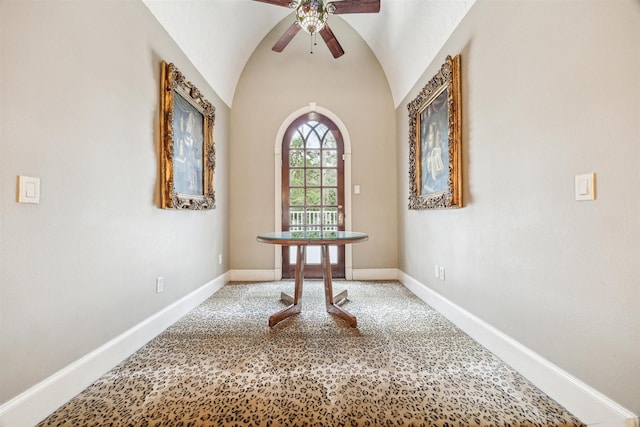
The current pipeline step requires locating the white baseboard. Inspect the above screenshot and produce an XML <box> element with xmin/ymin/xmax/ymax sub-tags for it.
<box><xmin>0</xmin><ymin>272</ymin><xmax>230</xmax><ymax>427</ymax></box>
<box><xmin>229</xmin><ymin>269</ymin><xmax>277</xmax><ymax>282</ymax></box>
<box><xmin>399</xmin><ymin>271</ymin><xmax>638</xmax><ymax>427</ymax></box>
<box><xmin>229</xmin><ymin>268</ymin><xmax>400</xmax><ymax>282</ymax></box>
<box><xmin>351</xmin><ymin>268</ymin><xmax>399</xmax><ymax>281</ymax></box>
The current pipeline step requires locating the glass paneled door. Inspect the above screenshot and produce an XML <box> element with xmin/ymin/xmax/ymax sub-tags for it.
<box><xmin>282</xmin><ymin>112</ymin><xmax>345</xmax><ymax>279</ymax></box>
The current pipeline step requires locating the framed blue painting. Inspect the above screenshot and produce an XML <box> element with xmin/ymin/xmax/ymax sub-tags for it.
<box><xmin>408</xmin><ymin>55</ymin><xmax>462</xmax><ymax>209</ymax></box>
<box><xmin>160</xmin><ymin>61</ymin><xmax>216</xmax><ymax>210</ymax></box>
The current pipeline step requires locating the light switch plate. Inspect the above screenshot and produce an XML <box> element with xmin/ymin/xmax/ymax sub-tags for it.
<box><xmin>18</xmin><ymin>176</ymin><xmax>40</xmax><ymax>204</ymax></box>
<box><xmin>575</xmin><ymin>173</ymin><xmax>595</xmax><ymax>201</ymax></box>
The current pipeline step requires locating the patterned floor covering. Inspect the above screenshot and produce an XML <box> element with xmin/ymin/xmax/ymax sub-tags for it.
<box><xmin>39</xmin><ymin>281</ymin><xmax>584</xmax><ymax>426</ymax></box>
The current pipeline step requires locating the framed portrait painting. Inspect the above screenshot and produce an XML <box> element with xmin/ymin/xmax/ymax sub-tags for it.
<box><xmin>160</xmin><ymin>61</ymin><xmax>216</xmax><ymax>210</ymax></box>
<box><xmin>408</xmin><ymin>55</ymin><xmax>462</xmax><ymax>209</ymax></box>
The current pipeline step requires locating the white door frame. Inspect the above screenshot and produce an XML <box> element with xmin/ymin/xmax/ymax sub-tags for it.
<box><xmin>273</xmin><ymin>102</ymin><xmax>353</xmax><ymax>280</ymax></box>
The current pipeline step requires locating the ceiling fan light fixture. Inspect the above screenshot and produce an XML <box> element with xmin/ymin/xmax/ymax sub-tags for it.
<box><xmin>292</xmin><ymin>0</ymin><xmax>331</xmax><ymax>34</ymax></box>
<box><xmin>262</xmin><ymin>0</ymin><xmax>379</xmax><ymax>58</ymax></box>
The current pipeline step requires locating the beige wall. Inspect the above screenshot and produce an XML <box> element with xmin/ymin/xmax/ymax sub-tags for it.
<box><xmin>230</xmin><ymin>16</ymin><xmax>397</xmax><ymax>272</ymax></box>
<box><xmin>397</xmin><ymin>0</ymin><xmax>640</xmax><ymax>413</ymax></box>
<box><xmin>0</xmin><ymin>1</ymin><xmax>229</xmax><ymax>403</ymax></box>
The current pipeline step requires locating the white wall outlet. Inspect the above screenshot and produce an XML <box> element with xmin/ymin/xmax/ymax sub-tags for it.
<box><xmin>156</xmin><ymin>277</ymin><xmax>164</xmax><ymax>293</ymax></box>
<box><xmin>439</xmin><ymin>266</ymin><xmax>445</xmax><ymax>281</ymax></box>
<box><xmin>218</xmin><ymin>254</ymin><xmax>222</xmax><ymax>265</ymax></box>
<box><xmin>434</xmin><ymin>265</ymin><xmax>440</xmax><ymax>279</ymax></box>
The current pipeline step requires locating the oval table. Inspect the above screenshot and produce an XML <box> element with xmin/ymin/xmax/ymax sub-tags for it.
<box><xmin>257</xmin><ymin>231</ymin><xmax>368</xmax><ymax>327</ymax></box>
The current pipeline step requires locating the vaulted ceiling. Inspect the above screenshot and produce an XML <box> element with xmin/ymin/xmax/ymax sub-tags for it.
<box><xmin>143</xmin><ymin>0</ymin><xmax>475</xmax><ymax>107</ymax></box>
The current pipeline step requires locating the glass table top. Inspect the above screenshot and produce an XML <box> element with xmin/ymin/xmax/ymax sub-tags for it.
<box><xmin>257</xmin><ymin>230</ymin><xmax>368</xmax><ymax>244</ymax></box>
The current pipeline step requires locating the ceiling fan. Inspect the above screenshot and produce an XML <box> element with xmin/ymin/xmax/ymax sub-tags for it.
<box><xmin>254</xmin><ymin>0</ymin><xmax>381</xmax><ymax>58</ymax></box>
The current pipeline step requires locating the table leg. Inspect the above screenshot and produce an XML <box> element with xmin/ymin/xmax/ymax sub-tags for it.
<box><xmin>269</xmin><ymin>245</ymin><xmax>305</xmax><ymax>327</ymax></box>
<box><xmin>321</xmin><ymin>245</ymin><xmax>357</xmax><ymax>327</ymax></box>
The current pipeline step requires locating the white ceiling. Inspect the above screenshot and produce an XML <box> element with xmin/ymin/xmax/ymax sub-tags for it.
<box><xmin>143</xmin><ymin>0</ymin><xmax>475</xmax><ymax>107</ymax></box>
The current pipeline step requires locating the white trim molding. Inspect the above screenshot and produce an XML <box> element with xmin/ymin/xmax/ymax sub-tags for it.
<box><xmin>0</xmin><ymin>272</ymin><xmax>230</xmax><ymax>427</ymax></box>
<box><xmin>399</xmin><ymin>271</ymin><xmax>638</xmax><ymax>427</ymax></box>
<box><xmin>229</xmin><ymin>269</ymin><xmax>278</xmax><ymax>282</ymax></box>
<box><xmin>352</xmin><ymin>268</ymin><xmax>399</xmax><ymax>281</ymax></box>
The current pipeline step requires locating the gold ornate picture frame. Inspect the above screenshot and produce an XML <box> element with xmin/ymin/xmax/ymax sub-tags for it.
<box><xmin>408</xmin><ymin>55</ymin><xmax>462</xmax><ymax>209</ymax></box>
<box><xmin>160</xmin><ymin>61</ymin><xmax>216</xmax><ymax>210</ymax></box>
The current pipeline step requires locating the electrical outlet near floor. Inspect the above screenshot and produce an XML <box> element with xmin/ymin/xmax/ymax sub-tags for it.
<box><xmin>156</xmin><ymin>277</ymin><xmax>164</xmax><ymax>293</ymax></box>
<box><xmin>439</xmin><ymin>266</ymin><xmax>445</xmax><ymax>281</ymax></box>
<box><xmin>218</xmin><ymin>254</ymin><xmax>222</xmax><ymax>265</ymax></box>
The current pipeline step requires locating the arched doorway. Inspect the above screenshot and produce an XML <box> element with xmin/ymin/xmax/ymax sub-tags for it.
<box><xmin>281</xmin><ymin>112</ymin><xmax>345</xmax><ymax>279</ymax></box>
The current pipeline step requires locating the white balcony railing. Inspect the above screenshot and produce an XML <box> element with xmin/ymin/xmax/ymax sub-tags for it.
<box><xmin>290</xmin><ymin>209</ymin><xmax>337</xmax><ymax>226</ymax></box>
<box><xmin>288</xmin><ymin>209</ymin><xmax>339</xmax><ymax>265</ymax></box>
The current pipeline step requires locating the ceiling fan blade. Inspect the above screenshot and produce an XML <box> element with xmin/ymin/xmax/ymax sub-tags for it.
<box><xmin>320</xmin><ymin>24</ymin><xmax>345</xmax><ymax>58</ymax></box>
<box><xmin>272</xmin><ymin>22</ymin><xmax>301</xmax><ymax>52</ymax></box>
<box><xmin>253</xmin><ymin>0</ymin><xmax>291</xmax><ymax>7</ymax></box>
<box><xmin>330</xmin><ymin>0</ymin><xmax>380</xmax><ymax>14</ymax></box>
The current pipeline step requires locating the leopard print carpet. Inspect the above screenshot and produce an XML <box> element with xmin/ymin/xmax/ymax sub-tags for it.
<box><xmin>38</xmin><ymin>281</ymin><xmax>585</xmax><ymax>426</ymax></box>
